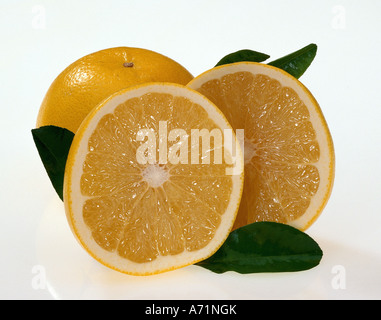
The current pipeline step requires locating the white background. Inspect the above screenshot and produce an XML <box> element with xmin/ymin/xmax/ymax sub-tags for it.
<box><xmin>1</xmin><ymin>0</ymin><xmax>380</xmax><ymax>300</ymax></box>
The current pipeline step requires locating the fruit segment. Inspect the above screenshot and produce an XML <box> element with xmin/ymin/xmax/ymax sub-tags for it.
<box><xmin>188</xmin><ymin>63</ymin><xmax>334</xmax><ymax>230</ymax></box>
<box><xmin>65</xmin><ymin>84</ymin><xmax>244</xmax><ymax>274</ymax></box>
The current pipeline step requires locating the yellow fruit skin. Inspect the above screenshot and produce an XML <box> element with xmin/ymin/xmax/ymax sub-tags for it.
<box><xmin>36</xmin><ymin>47</ymin><xmax>193</xmax><ymax>133</ymax></box>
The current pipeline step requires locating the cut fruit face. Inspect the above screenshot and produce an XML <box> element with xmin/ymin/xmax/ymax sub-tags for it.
<box><xmin>64</xmin><ymin>83</ymin><xmax>244</xmax><ymax>275</ymax></box>
<box><xmin>188</xmin><ymin>62</ymin><xmax>335</xmax><ymax>231</ymax></box>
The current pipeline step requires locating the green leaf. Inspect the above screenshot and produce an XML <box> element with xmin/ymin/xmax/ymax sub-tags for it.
<box><xmin>215</xmin><ymin>49</ymin><xmax>270</xmax><ymax>67</ymax></box>
<box><xmin>196</xmin><ymin>222</ymin><xmax>323</xmax><ymax>274</ymax></box>
<box><xmin>31</xmin><ymin>125</ymin><xmax>74</xmax><ymax>201</ymax></box>
<box><xmin>267</xmin><ymin>43</ymin><xmax>317</xmax><ymax>79</ymax></box>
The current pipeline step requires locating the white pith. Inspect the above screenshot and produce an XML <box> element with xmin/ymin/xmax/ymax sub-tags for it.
<box><xmin>142</xmin><ymin>164</ymin><xmax>170</xmax><ymax>188</ymax></box>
